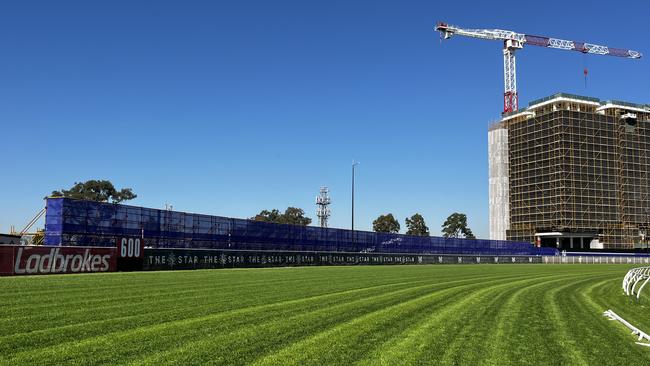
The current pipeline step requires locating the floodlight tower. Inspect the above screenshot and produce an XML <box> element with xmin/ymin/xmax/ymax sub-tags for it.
<box><xmin>316</xmin><ymin>187</ymin><xmax>331</xmax><ymax>228</ymax></box>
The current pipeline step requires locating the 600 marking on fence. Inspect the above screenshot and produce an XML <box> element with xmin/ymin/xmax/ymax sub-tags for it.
<box><xmin>119</xmin><ymin>238</ymin><xmax>143</xmax><ymax>258</ymax></box>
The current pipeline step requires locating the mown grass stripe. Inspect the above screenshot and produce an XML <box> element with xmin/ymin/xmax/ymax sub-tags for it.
<box><xmin>0</xmin><ymin>269</ymin><xmax>413</xmax><ymax>309</ymax></box>
<box><xmin>0</xmin><ymin>277</ymin><xmax>441</xmax><ymax>355</ymax></box>
<box><xmin>250</xmin><ymin>274</ymin><xmax>536</xmax><ymax>366</ymax></box>
<box><xmin>2</xmin><ymin>273</ymin><xmax>514</xmax><ymax>364</ymax></box>
<box><xmin>435</xmin><ymin>274</ymin><xmax>570</xmax><ymax>365</ymax></box>
<box><xmin>480</xmin><ymin>271</ymin><xmax>615</xmax><ymax>365</ymax></box>
<box><xmin>0</xmin><ymin>264</ymin><xmax>644</xmax><ymax>366</ymax></box>
<box><xmin>133</xmin><ymin>278</ymin><xmax>493</xmax><ymax>365</ymax></box>
<box><xmin>353</xmin><ymin>273</ymin><xmax>576</xmax><ymax>366</ymax></box>
<box><xmin>540</xmin><ymin>275</ymin><xmax>609</xmax><ymax>365</ymax></box>
<box><xmin>558</xmin><ymin>277</ymin><xmax>650</xmax><ymax>364</ymax></box>
<box><xmin>133</xmin><ymin>274</ymin><xmax>524</xmax><ymax>366</ymax></box>
<box><xmin>0</xmin><ymin>275</ymin><xmax>449</xmax><ymax>336</ymax></box>
<box><xmin>0</xmin><ymin>268</ymin><xmax>484</xmax><ymax>335</ymax></box>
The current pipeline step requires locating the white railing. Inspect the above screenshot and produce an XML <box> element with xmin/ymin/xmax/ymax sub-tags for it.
<box><xmin>623</xmin><ymin>267</ymin><xmax>650</xmax><ymax>300</ymax></box>
<box><xmin>543</xmin><ymin>256</ymin><xmax>650</xmax><ymax>265</ymax></box>
<box><xmin>603</xmin><ymin>310</ymin><xmax>650</xmax><ymax>346</ymax></box>
<box><xmin>600</xmin><ymin>267</ymin><xmax>650</xmax><ymax>347</ymax></box>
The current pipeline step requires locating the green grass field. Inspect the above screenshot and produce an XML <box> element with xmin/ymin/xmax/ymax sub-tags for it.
<box><xmin>1</xmin><ymin>264</ymin><xmax>649</xmax><ymax>365</ymax></box>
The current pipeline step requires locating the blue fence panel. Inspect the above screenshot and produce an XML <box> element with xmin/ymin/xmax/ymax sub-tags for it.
<box><xmin>44</xmin><ymin>198</ymin><xmax>64</xmax><ymax>246</ymax></box>
<box><xmin>43</xmin><ymin>198</ymin><xmax>557</xmax><ymax>256</ymax></box>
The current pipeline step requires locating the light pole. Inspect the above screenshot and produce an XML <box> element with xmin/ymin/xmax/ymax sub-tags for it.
<box><xmin>352</xmin><ymin>161</ymin><xmax>360</xmax><ymax>250</ymax></box>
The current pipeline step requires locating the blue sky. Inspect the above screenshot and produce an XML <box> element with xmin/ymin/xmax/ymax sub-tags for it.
<box><xmin>1</xmin><ymin>1</ymin><xmax>648</xmax><ymax>238</ymax></box>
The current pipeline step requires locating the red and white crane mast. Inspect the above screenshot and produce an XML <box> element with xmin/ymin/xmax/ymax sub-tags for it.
<box><xmin>435</xmin><ymin>22</ymin><xmax>642</xmax><ymax>113</ymax></box>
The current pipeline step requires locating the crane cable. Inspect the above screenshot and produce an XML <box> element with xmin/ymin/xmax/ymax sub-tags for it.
<box><xmin>583</xmin><ymin>53</ymin><xmax>589</xmax><ymax>89</ymax></box>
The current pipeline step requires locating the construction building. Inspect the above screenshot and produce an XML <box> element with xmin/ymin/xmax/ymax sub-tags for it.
<box><xmin>489</xmin><ymin>93</ymin><xmax>650</xmax><ymax>250</ymax></box>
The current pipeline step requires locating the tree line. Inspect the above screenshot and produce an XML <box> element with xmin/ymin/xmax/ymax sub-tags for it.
<box><xmin>372</xmin><ymin>212</ymin><xmax>474</xmax><ymax>239</ymax></box>
<box><xmin>252</xmin><ymin>208</ymin><xmax>475</xmax><ymax>239</ymax></box>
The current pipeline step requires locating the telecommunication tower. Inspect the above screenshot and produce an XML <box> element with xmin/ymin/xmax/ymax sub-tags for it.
<box><xmin>316</xmin><ymin>187</ymin><xmax>331</xmax><ymax>228</ymax></box>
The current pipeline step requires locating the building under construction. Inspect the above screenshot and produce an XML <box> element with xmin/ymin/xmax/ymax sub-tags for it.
<box><xmin>489</xmin><ymin>93</ymin><xmax>650</xmax><ymax>250</ymax></box>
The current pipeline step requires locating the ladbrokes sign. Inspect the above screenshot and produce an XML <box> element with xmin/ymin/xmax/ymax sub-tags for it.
<box><xmin>0</xmin><ymin>246</ymin><xmax>117</xmax><ymax>276</ymax></box>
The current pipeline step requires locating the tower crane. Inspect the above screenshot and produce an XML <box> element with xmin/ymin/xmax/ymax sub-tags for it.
<box><xmin>435</xmin><ymin>22</ymin><xmax>642</xmax><ymax>113</ymax></box>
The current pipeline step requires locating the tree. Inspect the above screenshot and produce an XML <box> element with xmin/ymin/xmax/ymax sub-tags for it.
<box><xmin>279</xmin><ymin>207</ymin><xmax>312</xmax><ymax>226</ymax></box>
<box><xmin>373</xmin><ymin>213</ymin><xmax>400</xmax><ymax>233</ymax></box>
<box><xmin>441</xmin><ymin>213</ymin><xmax>475</xmax><ymax>239</ymax></box>
<box><xmin>50</xmin><ymin>180</ymin><xmax>137</xmax><ymax>203</ymax></box>
<box><xmin>253</xmin><ymin>209</ymin><xmax>282</xmax><ymax>223</ymax></box>
<box><xmin>252</xmin><ymin>207</ymin><xmax>312</xmax><ymax>226</ymax></box>
<box><xmin>405</xmin><ymin>213</ymin><xmax>429</xmax><ymax>236</ymax></box>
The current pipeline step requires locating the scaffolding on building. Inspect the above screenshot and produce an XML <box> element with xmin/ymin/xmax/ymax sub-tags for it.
<box><xmin>490</xmin><ymin>93</ymin><xmax>650</xmax><ymax>249</ymax></box>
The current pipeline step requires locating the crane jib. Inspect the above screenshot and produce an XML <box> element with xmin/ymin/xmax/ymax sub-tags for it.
<box><xmin>435</xmin><ymin>21</ymin><xmax>642</xmax><ymax>113</ymax></box>
<box><xmin>523</xmin><ymin>34</ymin><xmax>641</xmax><ymax>58</ymax></box>
<box><xmin>435</xmin><ymin>22</ymin><xmax>642</xmax><ymax>59</ymax></box>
